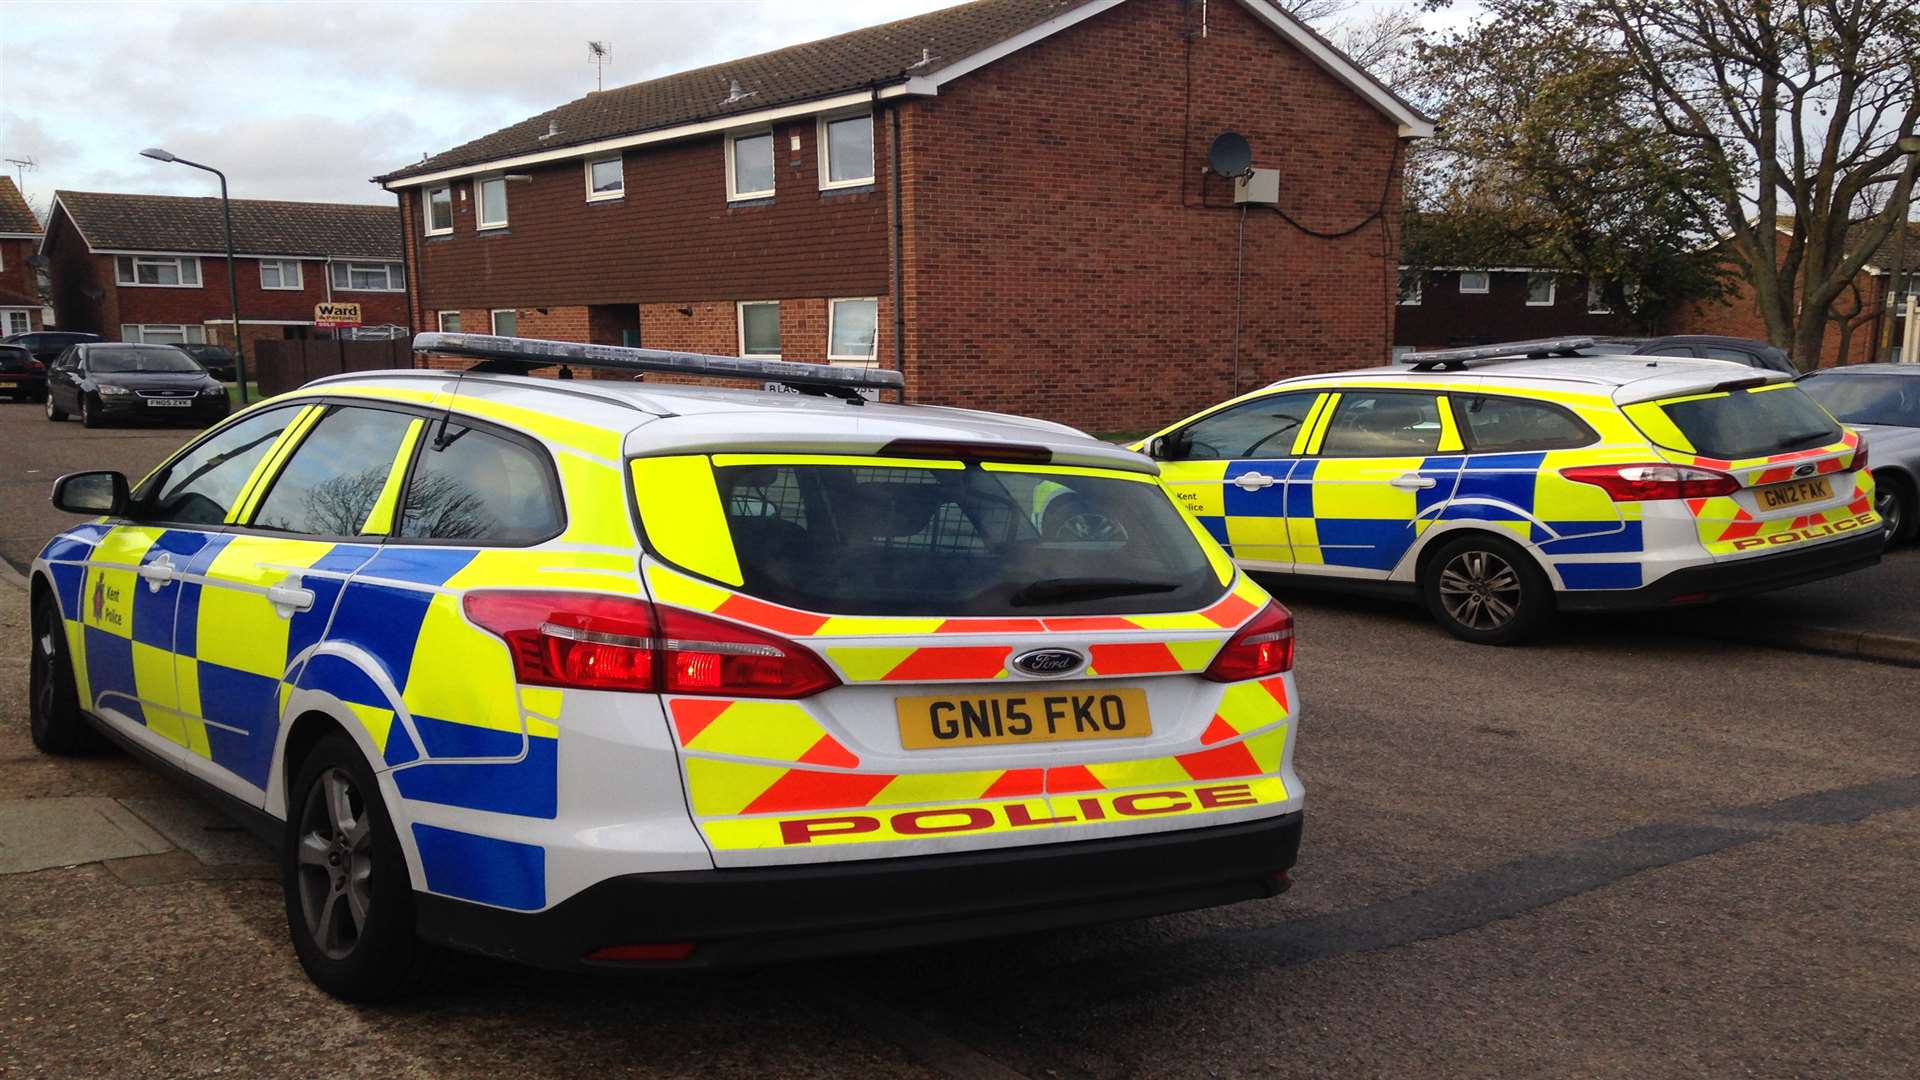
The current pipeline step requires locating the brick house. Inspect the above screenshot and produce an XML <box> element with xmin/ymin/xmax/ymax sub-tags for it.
<box><xmin>40</xmin><ymin>191</ymin><xmax>406</xmax><ymax>356</ymax></box>
<box><xmin>0</xmin><ymin>177</ymin><xmax>45</xmax><ymax>336</ymax></box>
<box><xmin>376</xmin><ymin>0</ymin><xmax>1432</xmax><ymax>431</ymax></box>
<box><xmin>1393</xmin><ymin>267</ymin><xmax>1638</xmax><ymax>353</ymax></box>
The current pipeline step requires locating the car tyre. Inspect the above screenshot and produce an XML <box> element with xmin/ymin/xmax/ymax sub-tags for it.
<box><xmin>1420</xmin><ymin>532</ymin><xmax>1553</xmax><ymax>645</ymax></box>
<box><xmin>29</xmin><ymin>584</ymin><xmax>105</xmax><ymax>755</ymax></box>
<box><xmin>284</xmin><ymin>732</ymin><xmax>436</xmax><ymax>1002</ymax></box>
<box><xmin>45</xmin><ymin>393</ymin><xmax>66</xmax><ymax>421</ymax></box>
<box><xmin>1875</xmin><ymin>470</ymin><xmax>1915</xmax><ymax>546</ymax></box>
<box><xmin>79</xmin><ymin>394</ymin><xmax>102</xmax><ymax>428</ymax></box>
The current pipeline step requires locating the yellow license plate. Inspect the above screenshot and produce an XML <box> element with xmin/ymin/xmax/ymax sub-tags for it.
<box><xmin>896</xmin><ymin>688</ymin><xmax>1151</xmax><ymax>749</ymax></box>
<box><xmin>0</xmin><ymin>381</ymin><xmax>14</xmax><ymax>388</ymax></box>
<box><xmin>1755</xmin><ymin>475</ymin><xmax>1833</xmax><ymax>510</ymax></box>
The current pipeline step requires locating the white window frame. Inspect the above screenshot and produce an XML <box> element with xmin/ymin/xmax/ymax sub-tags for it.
<box><xmin>1457</xmin><ymin>271</ymin><xmax>1490</xmax><ymax>295</ymax></box>
<box><xmin>476</xmin><ymin>175</ymin><xmax>510</xmax><ymax>230</ymax></box>
<box><xmin>114</xmin><ymin>255</ymin><xmax>202</xmax><ymax>288</ymax></box>
<box><xmin>826</xmin><ymin>297</ymin><xmax>879</xmax><ymax>363</ymax></box>
<box><xmin>737</xmin><ymin>300</ymin><xmax>781</xmax><ymax>357</ymax></box>
<box><xmin>437</xmin><ymin>310</ymin><xmax>462</xmax><ymax>332</ymax></box>
<box><xmin>816</xmin><ymin>111</ymin><xmax>876</xmax><ymax>191</ymax></box>
<box><xmin>1587</xmin><ymin>280</ymin><xmax>1613</xmax><ymax>315</ymax></box>
<box><xmin>1</xmin><ymin>309</ymin><xmax>32</xmax><ymax>336</ymax></box>
<box><xmin>120</xmin><ymin>323</ymin><xmax>206</xmax><ymax>345</ymax></box>
<box><xmin>585</xmin><ymin>155</ymin><xmax>624</xmax><ymax>202</ymax></box>
<box><xmin>259</xmin><ymin>258</ymin><xmax>304</xmax><ymax>291</ymax></box>
<box><xmin>1397</xmin><ymin>270</ymin><xmax>1422</xmax><ymax>306</ymax></box>
<box><xmin>1525</xmin><ymin>273</ymin><xmax>1557</xmax><ymax>307</ymax></box>
<box><xmin>425</xmin><ymin>185</ymin><xmax>454</xmax><ymax>236</ymax></box>
<box><xmin>725</xmin><ymin>129</ymin><xmax>776</xmax><ymax>202</ymax></box>
<box><xmin>330</xmin><ymin>261</ymin><xmax>405</xmax><ymax>293</ymax></box>
<box><xmin>490</xmin><ymin>308</ymin><xmax>518</xmax><ymax>336</ymax></box>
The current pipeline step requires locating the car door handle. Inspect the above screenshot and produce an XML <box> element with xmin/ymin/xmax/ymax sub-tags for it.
<box><xmin>1231</xmin><ymin>472</ymin><xmax>1278</xmax><ymax>491</ymax></box>
<box><xmin>266</xmin><ymin>583</ymin><xmax>315</xmax><ymax>617</ymax></box>
<box><xmin>137</xmin><ymin>557</ymin><xmax>176</xmax><ymax>592</ymax></box>
<box><xmin>1390</xmin><ymin>473</ymin><xmax>1437</xmax><ymax>490</ymax></box>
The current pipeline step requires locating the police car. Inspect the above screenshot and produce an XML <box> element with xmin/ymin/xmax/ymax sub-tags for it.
<box><xmin>27</xmin><ymin>334</ymin><xmax>1302</xmax><ymax>1000</ymax></box>
<box><xmin>1137</xmin><ymin>338</ymin><xmax>1884</xmax><ymax>644</ymax></box>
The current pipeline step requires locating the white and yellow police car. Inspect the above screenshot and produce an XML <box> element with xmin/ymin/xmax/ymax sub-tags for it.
<box><xmin>27</xmin><ymin>335</ymin><xmax>1302</xmax><ymax>999</ymax></box>
<box><xmin>1138</xmin><ymin>338</ymin><xmax>1884</xmax><ymax>644</ymax></box>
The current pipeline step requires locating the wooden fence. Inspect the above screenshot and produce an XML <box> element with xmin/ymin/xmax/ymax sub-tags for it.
<box><xmin>251</xmin><ymin>338</ymin><xmax>415</xmax><ymax>397</ymax></box>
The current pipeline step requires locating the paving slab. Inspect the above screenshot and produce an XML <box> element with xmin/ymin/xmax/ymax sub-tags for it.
<box><xmin>0</xmin><ymin>797</ymin><xmax>172</xmax><ymax>874</ymax></box>
<box><xmin>118</xmin><ymin>796</ymin><xmax>272</xmax><ymax>867</ymax></box>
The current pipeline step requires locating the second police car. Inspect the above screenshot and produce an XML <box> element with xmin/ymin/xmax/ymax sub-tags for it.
<box><xmin>1137</xmin><ymin>339</ymin><xmax>1884</xmax><ymax>644</ymax></box>
<box><xmin>28</xmin><ymin>335</ymin><xmax>1303</xmax><ymax>1000</ymax></box>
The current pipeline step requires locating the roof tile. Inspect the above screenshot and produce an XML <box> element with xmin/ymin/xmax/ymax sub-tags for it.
<box><xmin>53</xmin><ymin>190</ymin><xmax>399</xmax><ymax>259</ymax></box>
<box><xmin>0</xmin><ymin>177</ymin><xmax>41</xmax><ymax>235</ymax></box>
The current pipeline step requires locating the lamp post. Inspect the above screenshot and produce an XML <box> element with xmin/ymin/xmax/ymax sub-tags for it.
<box><xmin>1879</xmin><ymin>135</ymin><xmax>1920</xmax><ymax>362</ymax></box>
<box><xmin>140</xmin><ymin>147</ymin><xmax>248</xmax><ymax>404</ymax></box>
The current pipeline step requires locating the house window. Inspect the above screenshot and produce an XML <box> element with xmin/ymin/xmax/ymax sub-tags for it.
<box><xmin>438</xmin><ymin>311</ymin><xmax>461</xmax><ymax>332</ymax></box>
<box><xmin>586</xmin><ymin>156</ymin><xmax>624</xmax><ymax>201</ymax></box>
<box><xmin>260</xmin><ymin>259</ymin><xmax>303</xmax><ymax>290</ymax></box>
<box><xmin>1525</xmin><ymin>273</ymin><xmax>1556</xmax><ymax>306</ymax></box>
<box><xmin>2</xmin><ymin>310</ymin><xmax>31</xmax><ymax>336</ymax></box>
<box><xmin>738</xmin><ymin>301</ymin><xmax>780</xmax><ymax>356</ymax></box>
<box><xmin>1587</xmin><ymin>280</ymin><xmax>1613</xmax><ymax>315</ymax></box>
<box><xmin>477</xmin><ymin>176</ymin><xmax>509</xmax><ymax>229</ymax></box>
<box><xmin>1398</xmin><ymin>270</ymin><xmax>1422</xmax><ymax>306</ymax></box>
<box><xmin>115</xmin><ymin>255</ymin><xmax>201</xmax><ymax>287</ymax></box>
<box><xmin>120</xmin><ymin>324</ymin><xmax>206</xmax><ymax>345</ymax></box>
<box><xmin>819</xmin><ymin>113</ymin><xmax>875</xmax><ymax>189</ymax></box>
<box><xmin>828</xmin><ymin>298</ymin><xmax>879</xmax><ymax>361</ymax></box>
<box><xmin>491</xmin><ymin>308</ymin><xmax>518</xmax><ymax>336</ymax></box>
<box><xmin>329</xmin><ymin>261</ymin><xmax>405</xmax><ymax>291</ymax></box>
<box><xmin>1458</xmin><ymin>271</ymin><xmax>1490</xmax><ymax>294</ymax></box>
<box><xmin>727</xmin><ymin>131</ymin><xmax>775</xmax><ymax>200</ymax></box>
<box><xmin>426</xmin><ymin>186</ymin><xmax>454</xmax><ymax>235</ymax></box>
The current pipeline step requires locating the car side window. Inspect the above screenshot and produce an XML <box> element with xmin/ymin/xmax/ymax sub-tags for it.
<box><xmin>397</xmin><ymin>419</ymin><xmax>563</xmax><ymax>542</ymax></box>
<box><xmin>1318</xmin><ymin>392</ymin><xmax>1445</xmax><ymax>456</ymax></box>
<box><xmin>1645</xmin><ymin>346</ymin><xmax>1697</xmax><ymax>358</ymax></box>
<box><xmin>1455</xmin><ymin>395</ymin><xmax>1596</xmax><ymax>452</ymax></box>
<box><xmin>1697</xmin><ymin>346</ymin><xmax>1758</xmax><ymax>366</ymax></box>
<box><xmin>250</xmin><ymin>406</ymin><xmax>417</xmax><ymax>536</ymax></box>
<box><xmin>1165</xmin><ymin>392</ymin><xmax>1319</xmax><ymax>461</ymax></box>
<box><xmin>144</xmin><ymin>406</ymin><xmax>302</xmax><ymax>526</ymax></box>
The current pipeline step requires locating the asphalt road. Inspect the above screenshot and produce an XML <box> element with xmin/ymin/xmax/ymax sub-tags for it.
<box><xmin>4</xmin><ymin>399</ymin><xmax>1919</xmax><ymax>1077</ymax></box>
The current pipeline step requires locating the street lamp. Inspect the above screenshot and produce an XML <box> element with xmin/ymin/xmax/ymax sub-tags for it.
<box><xmin>1880</xmin><ymin>135</ymin><xmax>1920</xmax><ymax>362</ymax></box>
<box><xmin>140</xmin><ymin>147</ymin><xmax>249</xmax><ymax>403</ymax></box>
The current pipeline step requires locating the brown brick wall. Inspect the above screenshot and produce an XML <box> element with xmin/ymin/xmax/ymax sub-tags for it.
<box><xmin>1395</xmin><ymin>271</ymin><xmax>1639</xmax><ymax>349</ymax></box>
<box><xmin>103</xmin><ymin>254</ymin><xmax>407</xmax><ymax>331</ymax></box>
<box><xmin>1663</xmin><ymin>251</ymin><xmax>1887</xmax><ymax>367</ymax></box>
<box><xmin>0</xmin><ymin>237</ymin><xmax>44</xmax><ymax>329</ymax></box>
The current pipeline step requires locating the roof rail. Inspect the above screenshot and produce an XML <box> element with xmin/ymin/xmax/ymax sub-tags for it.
<box><xmin>1403</xmin><ymin>336</ymin><xmax>1597</xmax><ymax>371</ymax></box>
<box><xmin>412</xmin><ymin>332</ymin><xmax>906</xmax><ymax>398</ymax></box>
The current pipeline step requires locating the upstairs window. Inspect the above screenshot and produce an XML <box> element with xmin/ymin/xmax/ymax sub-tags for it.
<box><xmin>477</xmin><ymin>176</ymin><xmax>509</xmax><ymax>229</ymax></box>
<box><xmin>425</xmin><ymin>186</ymin><xmax>453</xmax><ymax>235</ymax></box>
<box><xmin>1457</xmin><ymin>271</ymin><xmax>1490</xmax><ymax>294</ymax></box>
<box><xmin>586</xmin><ymin>156</ymin><xmax>624</xmax><ymax>201</ymax></box>
<box><xmin>738</xmin><ymin>301</ymin><xmax>780</xmax><ymax>356</ymax></box>
<box><xmin>728</xmin><ymin>131</ymin><xmax>775</xmax><ymax>200</ymax></box>
<box><xmin>115</xmin><ymin>255</ymin><xmax>201</xmax><ymax>287</ymax></box>
<box><xmin>1398</xmin><ymin>270</ymin><xmax>1422</xmax><ymax>306</ymax></box>
<box><xmin>828</xmin><ymin>297</ymin><xmax>879</xmax><ymax>361</ymax></box>
<box><xmin>437</xmin><ymin>311</ymin><xmax>461</xmax><ymax>332</ymax></box>
<box><xmin>330</xmin><ymin>261</ymin><xmax>405</xmax><ymax>291</ymax></box>
<box><xmin>819</xmin><ymin>113</ymin><xmax>875</xmax><ymax>189</ymax></box>
<box><xmin>1525</xmin><ymin>273</ymin><xmax>1557</xmax><ymax>306</ymax></box>
<box><xmin>260</xmin><ymin>259</ymin><xmax>303</xmax><ymax>290</ymax></box>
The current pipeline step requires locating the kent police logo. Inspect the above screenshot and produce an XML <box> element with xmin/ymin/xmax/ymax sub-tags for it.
<box><xmin>91</xmin><ymin>576</ymin><xmax>105</xmax><ymax>622</ymax></box>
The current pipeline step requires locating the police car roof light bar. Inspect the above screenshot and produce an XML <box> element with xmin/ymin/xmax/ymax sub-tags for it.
<box><xmin>1404</xmin><ymin>336</ymin><xmax>1597</xmax><ymax>371</ymax></box>
<box><xmin>413</xmin><ymin>332</ymin><xmax>907</xmax><ymax>393</ymax></box>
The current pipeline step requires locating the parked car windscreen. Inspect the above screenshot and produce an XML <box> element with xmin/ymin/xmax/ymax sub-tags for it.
<box><xmin>1651</xmin><ymin>385</ymin><xmax>1842</xmax><ymax>459</ymax></box>
<box><xmin>87</xmin><ymin>345</ymin><xmax>207</xmax><ymax>374</ymax></box>
<box><xmin>1799</xmin><ymin>374</ymin><xmax>1920</xmax><ymax>429</ymax></box>
<box><xmin>710</xmin><ymin>459</ymin><xmax>1222</xmax><ymax>616</ymax></box>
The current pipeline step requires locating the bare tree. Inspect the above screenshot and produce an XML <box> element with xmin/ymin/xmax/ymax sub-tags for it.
<box><xmin>1595</xmin><ymin>0</ymin><xmax>1920</xmax><ymax>369</ymax></box>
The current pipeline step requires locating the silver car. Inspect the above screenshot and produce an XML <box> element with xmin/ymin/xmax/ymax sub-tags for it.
<box><xmin>1800</xmin><ymin>364</ymin><xmax>1920</xmax><ymax>545</ymax></box>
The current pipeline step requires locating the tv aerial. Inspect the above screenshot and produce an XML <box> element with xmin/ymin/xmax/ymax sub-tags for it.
<box><xmin>3</xmin><ymin>154</ymin><xmax>35</xmax><ymax>191</ymax></box>
<box><xmin>588</xmin><ymin>41</ymin><xmax>612</xmax><ymax>91</ymax></box>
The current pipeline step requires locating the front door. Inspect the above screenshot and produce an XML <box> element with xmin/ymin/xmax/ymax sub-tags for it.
<box><xmin>1154</xmin><ymin>390</ymin><xmax>1323</xmax><ymax>571</ymax></box>
<box><xmin>1294</xmin><ymin>389</ymin><xmax>1462</xmax><ymax>577</ymax></box>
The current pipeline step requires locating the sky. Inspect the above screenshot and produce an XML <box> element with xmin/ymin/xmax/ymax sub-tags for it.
<box><xmin>0</xmin><ymin>0</ymin><xmax>1461</xmax><ymax>215</ymax></box>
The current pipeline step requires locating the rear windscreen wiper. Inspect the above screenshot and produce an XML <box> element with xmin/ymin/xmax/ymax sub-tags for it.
<box><xmin>1010</xmin><ymin>577</ymin><xmax>1181</xmax><ymax>606</ymax></box>
<box><xmin>1776</xmin><ymin>429</ymin><xmax>1839</xmax><ymax>449</ymax></box>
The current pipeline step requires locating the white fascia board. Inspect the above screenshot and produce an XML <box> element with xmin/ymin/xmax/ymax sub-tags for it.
<box><xmin>0</xmin><ymin>232</ymin><xmax>40</xmax><ymax>240</ymax></box>
<box><xmin>383</xmin><ymin>88</ymin><xmax>906</xmax><ymax>190</ymax></box>
<box><xmin>38</xmin><ymin>196</ymin><xmax>89</xmax><ymax>256</ymax></box>
<box><xmin>94</xmin><ymin>248</ymin><xmax>396</xmax><ymax>260</ymax></box>
<box><xmin>1234</xmin><ymin>0</ymin><xmax>1436</xmax><ymax>139</ymax></box>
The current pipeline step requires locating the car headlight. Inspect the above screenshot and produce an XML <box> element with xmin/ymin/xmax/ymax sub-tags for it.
<box><xmin>202</xmin><ymin>385</ymin><xmax>225</xmax><ymax>396</ymax></box>
<box><xmin>96</xmin><ymin>384</ymin><xmax>132</xmax><ymax>396</ymax></box>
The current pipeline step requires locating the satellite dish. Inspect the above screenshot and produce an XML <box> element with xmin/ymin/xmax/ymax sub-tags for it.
<box><xmin>1208</xmin><ymin>131</ymin><xmax>1252</xmax><ymax>177</ymax></box>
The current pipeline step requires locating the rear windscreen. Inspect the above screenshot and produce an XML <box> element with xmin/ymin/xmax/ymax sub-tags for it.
<box><xmin>1653</xmin><ymin>386</ymin><xmax>1841</xmax><ymax>460</ymax></box>
<box><xmin>711</xmin><ymin>460</ymin><xmax>1221</xmax><ymax>616</ymax></box>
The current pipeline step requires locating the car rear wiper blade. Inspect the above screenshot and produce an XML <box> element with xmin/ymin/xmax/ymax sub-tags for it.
<box><xmin>1776</xmin><ymin>429</ymin><xmax>1839</xmax><ymax>449</ymax></box>
<box><xmin>1010</xmin><ymin>577</ymin><xmax>1182</xmax><ymax>606</ymax></box>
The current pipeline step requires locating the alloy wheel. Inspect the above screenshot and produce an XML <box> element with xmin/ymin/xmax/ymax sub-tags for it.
<box><xmin>1437</xmin><ymin>548</ymin><xmax>1524</xmax><ymax>632</ymax></box>
<box><xmin>1876</xmin><ymin>483</ymin><xmax>1903</xmax><ymax>542</ymax></box>
<box><xmin>30</xmin><ymin>597</ymin><xmax>58</xmax><ymax>726</ymax></box>
<box><xmin>295</xmin><ymin>768</ymin><xmax>375</xmax><ymax>961</ymax></box>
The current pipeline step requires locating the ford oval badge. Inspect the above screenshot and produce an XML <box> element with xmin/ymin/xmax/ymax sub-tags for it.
<box><xmin>1010</xmin><ymin>648</ymin><xmax>1086</xmax><ymax>678</ymax></box>
<box><xmin>1793</xmin><ymin>463</ymin><xmax>1818</xmax><ymax>478</ymax></box>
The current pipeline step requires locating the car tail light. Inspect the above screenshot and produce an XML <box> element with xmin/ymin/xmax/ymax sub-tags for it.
<box><xmin>1853</xmin><ymin>439</ymin><xmax>1867</xmax><ymax>473</ymax></box>
<box><xmin>463</xmin><ymin>591</ymin><xmax>840</xmax><ymax>698</ymax></box>
<box><xmin>585</xmin><ymin>942</ymin><xmax>696</xmax><ymax>963</ymax></box>
<box><xmin>28</xmin><ymin>359</ymin><xmax>43</xmax><ymax>371</ymax></box>
<box><xmin>1202</xmin><ymin>601</ymin><xmax>1294</xmax><ymax>681</ymax></box>
<box><xmin>1559</xmin><ymin>463</ymin><xmax>1738</xmax><ymax>501</ymax></box>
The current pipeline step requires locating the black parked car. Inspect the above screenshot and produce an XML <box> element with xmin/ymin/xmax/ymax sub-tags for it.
<box><xmin>0</xmin><ymin>343</ymin><xmax>46</xmax><ymax>401</ymax></box>
<box><xmin>1</xmin><ymin>330</ymin><xmax>103</xmax><ymax>367</ymax></box>
<box><xmin>44</xmin><ymin>342</ymin><xmax>230</xmax><ymax>428</ymax></box>
<box><xmin>177</xmin><ymin>342</ymin><xmax>238</xmax><ymax>381</ymax></box>
<box><xmin>1579</xmin><ymin>334</ymin><xmax>1796</xmax><ymax>374</ymax></box>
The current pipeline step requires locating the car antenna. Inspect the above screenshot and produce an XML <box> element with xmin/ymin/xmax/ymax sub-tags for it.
<box><xmin>433</xmin><ymin>368</ymin><xmax>465</xmax><ymax>450</ymax></box>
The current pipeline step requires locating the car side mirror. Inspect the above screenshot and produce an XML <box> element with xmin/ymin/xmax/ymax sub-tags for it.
<box><xmin>51</xmin><ymin>471</ymin><xmax>130</xmax><ymax>517</ymax></box>
<box><xmin>1146</xmin><ymin>436</ymin><xmax>1169</xmax><ymax>460</ymax></box>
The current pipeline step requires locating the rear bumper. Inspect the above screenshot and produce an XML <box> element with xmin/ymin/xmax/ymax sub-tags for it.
<box><xmin>1557</xmin><ymin>528</ymin><xmax>1883</xmax><ymax>612</ymax></box>
<box><xmin>0</xmin><ymin>373</ymin><xmax>45</xmax><ymax>395</ymax></box>
<box><xmin>415</xmin><ymin>810</ymin><xmax>1303</xmax><ymax>972</ymax></box>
